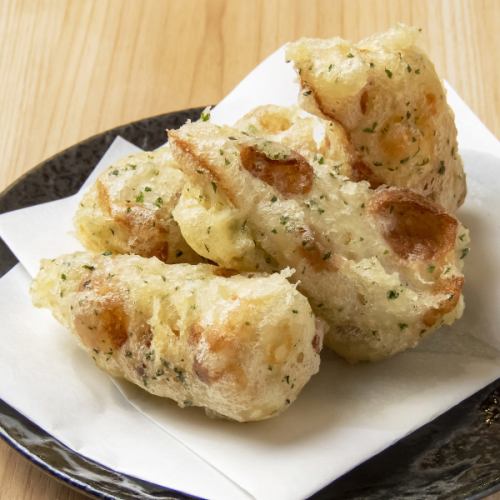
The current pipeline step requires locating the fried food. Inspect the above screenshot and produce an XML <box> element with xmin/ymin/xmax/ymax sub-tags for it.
<box><xmin>286</xmin><ymin>25</ymin><xmax>466</xmax><ymax>211</ymax></box>
<box><xmin>31</xmin><ymin>252</ymin><xmax>323</xmax><ymax>422</ymax></box>
<box><xmin>74</xmin><ymin>147</ymin><xmax>201</xmax><ymax>263</ymax></box>
<box><xmin>235</xmin><ymin>105</ymin><xmax>352</xmax><ymax>174</ymax></box>
<box><xmin>169</xmin><ymin>121</ymin><xmax>469</xmax><ymax>363</ymax></box>
<box><xmin>172</xmin><ymin>172</ymin><xmax>274</xmax><ymax>273</ymax></box>
<box><xmin>172</xmin><ymin>106</ymin><xmax>352</xmax><ymax>272</ymax></box>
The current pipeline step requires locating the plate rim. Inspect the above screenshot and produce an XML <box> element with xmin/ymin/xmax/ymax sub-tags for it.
<box><xmin>0</xmin><ymin>107</ymin><xmax>204</xmax><ymax>204</ymax></box>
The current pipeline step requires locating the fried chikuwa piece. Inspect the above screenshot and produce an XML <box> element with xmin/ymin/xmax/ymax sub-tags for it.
<box><xmin>75</xmin><ymin>147</ymin><xmax>201</xmax><ymax>263</ymax></box>
<box><xmin>235</xmin><ymin>104</ymin><xmax>353</xmax><ymax>177</ymax></box>
<box><xmin>172</xmin><ymin>107</ymin><xmax>350</xmax><ymax>272</ymax></box>
<box><xmin>286</xmin><ymin>25</ymin><xmax>466</xmax><ymax>211</ymax></box>
<box><xmin>31</xmin><ymin>253</ymin><xmax>323</xmax><ymax>422</ymax></box>
<box><xmin>169</xmin><ymin>120</ymin><xmax>469</xmax><ymax>363</ymax></box>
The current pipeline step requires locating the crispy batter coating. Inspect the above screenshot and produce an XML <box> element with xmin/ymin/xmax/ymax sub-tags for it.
<box><xmin>74</xmin><ymin>147</ymin><xmax>201</xmax><ymax>263</ymax></box>
<box><xmin>235</xmin><ymin>105</ymin><xmax>353</xmax><ymax>179</ymax></box>
<box><xmin>31</xmin><ymin>253</ymin><xmax>322</xmax><ymax>422</ymax></box>
<box><xmin>169</xmin><ymin>121</ymin><xmax>469</xmax><ymax>362</ymax></box>
<box><xmin>286</xmin><ymin>25</ymin><xmax>466</xmax><ymax>211</ymax></box>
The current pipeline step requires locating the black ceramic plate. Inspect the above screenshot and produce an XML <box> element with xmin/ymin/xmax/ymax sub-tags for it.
<box><xmin>0</xmin><ymin>108</ymin><xmax>499</xmax><ymax>500</ymax></box>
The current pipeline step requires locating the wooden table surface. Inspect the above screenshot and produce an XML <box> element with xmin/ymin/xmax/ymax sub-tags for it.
<box><xmin>0</xmin><ymin>0</ymin><xmax>499</xmax><ymax>498</ymax></box>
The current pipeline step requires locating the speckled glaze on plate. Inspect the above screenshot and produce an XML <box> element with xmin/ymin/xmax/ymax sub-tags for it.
<box><xmin>0</xmin><ymin>108</ymin><xmax>498</xmax><ymax>500</ymax></box>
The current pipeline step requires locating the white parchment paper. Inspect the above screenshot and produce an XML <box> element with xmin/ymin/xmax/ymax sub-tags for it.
<box><xmin>0</xmin><ymin>46</ymin><xmax>499</xmax><ymax>500</ymax></box>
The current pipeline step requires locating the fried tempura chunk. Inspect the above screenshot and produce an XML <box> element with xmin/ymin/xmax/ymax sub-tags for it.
<box><xmin>172</xmin><ymin>107</ymin><xmax>351</xmax><ymax>272</ymax></box>
<box><xmin>235</xmin><ymin>105</ymin><xmax>353</xmax><ymax>178</ymax></box>
<box><xmin>31</xmin><ymin>253</ymin><xmax>323</xmax><ymax>422</ymax></box>
<box><xmin>75</xmin><ymin>147</ymin><xmax>201</xmax><ymax>263</ymax></box>
<box><xmin>286</xmin><ymin>25</ymin><xmax>466</xmax><ymax>211</ymax></box>
<box><xmin>170</xmin><ymin>121</ymin><xmax>469</xmax><ymax>363</ymax></box>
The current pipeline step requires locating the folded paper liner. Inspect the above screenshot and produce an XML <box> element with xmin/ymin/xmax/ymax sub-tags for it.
<box><xmin>0</xmin><ymin>46</ymin><xmax>499</xmax><ymax>500</ymax></box>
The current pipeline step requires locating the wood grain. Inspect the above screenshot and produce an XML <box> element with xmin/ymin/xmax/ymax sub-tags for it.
<box><xmin>0</xmin><ymin>1</ymin><xmax>498</xmax><ymax>498</ymax></box>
